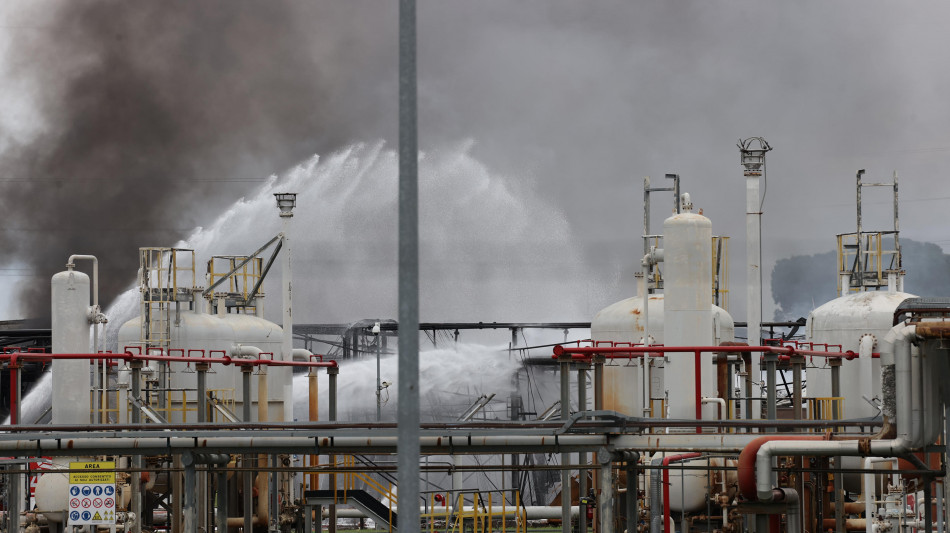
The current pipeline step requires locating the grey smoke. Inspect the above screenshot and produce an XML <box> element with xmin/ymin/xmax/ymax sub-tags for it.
<box><xmin>0</xmin><ymin>2</ymin><xmax>397</xmax><ymax>321</ymax></box>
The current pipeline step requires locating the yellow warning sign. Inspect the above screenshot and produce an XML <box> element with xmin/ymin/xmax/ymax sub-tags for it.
<box><xmin>68</xmin><ymin>462</ymin><xmax>116</xmax><ymax>484</ymax></box>
<box><xmin>92</xmin><ymin>512</ymin><xmax>101</xmax><ymax>520</ymax></box>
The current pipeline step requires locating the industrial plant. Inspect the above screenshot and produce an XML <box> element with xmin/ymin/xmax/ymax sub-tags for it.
<box><xmin>0</xmin><ymin>128</ymin><xmax>947</xmax><ymax>533</ymax></box>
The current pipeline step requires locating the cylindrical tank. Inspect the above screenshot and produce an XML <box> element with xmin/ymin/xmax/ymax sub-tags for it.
<box><xmin>34</xmin><ymin>457</ymin><xmax>77</xmax><ymax>523</ymax></box>
<box><xmin>591</xmin><ymin>295</ymin><xmax>734</xmax><ymax>417</ymax></box>
<box><xmin>807</xmin><ymin>290</ymin><xmax>915</xmax><ymax>494</ymax></box>
<box><xmin>663</xmin><ymin>210</ymin><xmax>715</xmax><ymax>420</ymax></box>
<box><xmin>117</xmin><ymin>309</ymin><xmax>288</xmax><ymax>422</ymax></box>
<box><xmin>806</xmin><ymin>290</ymin><xmax>915</xmax><ymax>420</ymax></box>
<box><xmin>51</xmin><ymin>270</ymin><xmax>91</xmax><ymax>425</ymax></box>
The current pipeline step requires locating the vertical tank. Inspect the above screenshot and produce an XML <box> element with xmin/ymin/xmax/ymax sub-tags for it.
<box><xmin>51</xmin><ymin>269</ymin><xmax>91</xmax><ymax>425</ymax></box>
<box><xmin>663</xmin><ymin>206</ymin><xmax>716</xmax><ymax>420</ymax></box>
<box><xmin>806</xmin><ymin>290</ymin><xmax>914</xmax><ymax>420</ymax></box>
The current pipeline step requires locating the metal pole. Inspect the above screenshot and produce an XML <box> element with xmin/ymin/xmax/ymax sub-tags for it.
<box><xmin>398</xmin><ymin>1</ymin><xmax>421</xmax><ymax>531</ymax></box>
<box><xmin>376</xmin><ymin>330</ymin><xmax>382</xmax><ymax>422</ymax></box>
<box><xmin>328</xmin><ymin>366</ymin><xmax>339</xmax><ymax>533</ymax></box>
<box><xmin>242</xmin><ymin>366</ymin><xmax>253</xmax><ymax>533</ymax></box>
<box><xmin>856</xmin><ymin>169</ymin><xmax>865</xmax><ymax>288</ymax></box>
<box><xmin>598</xmin><ymin>449</ymin><xmax>615</xmax><ymax>533</ymax></box>
<box><xmin>578</xmin><ymin>363</ymin><xmax>589</xmax><ymax>533</ymax></box>
<box><xmin>560</xmin><ymin>359</ymin><xmax>571</xmax><ymax>532</ymax></box>
<box><xmin>8</xmin><ymin>465</ymin><xmax>20</xmax><ymax>533</ymax></box>
<box><xmin>765</xmin><ymin>354</ymin><xmax>777</xmax><ymax>421</ymax></box>
<box><xmin>183</xmin><ymin>453</ymin><xmax>197</xmax><ymax>533</ymax></box>
<box><xmin>791</xmin><ymin>355</ymin><xmax>804</xmax><ymax>426</ymax></box>
<box><xmin>131</xmin><ymin>360</ymin><xmax>143</xmax><ymax>533</ymax></box>
<box><xmin>216</xmin><ymin>470</ymin><xmax>228</xmax><ymax>533</ymax></box>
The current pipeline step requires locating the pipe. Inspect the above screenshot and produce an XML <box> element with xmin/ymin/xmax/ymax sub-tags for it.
<box><xmin>738</xmin><ymin>436</ymin><xmax>826</xmax><ymax>501</ymax></box>
<box><xmin>770</xmin><ymin>488</ymin><xmax>801</xmax><ymax>533</ymax></box>
<box><xmin>745</xmin><ymin>323</ymin><xmax>924</xmax><ymax>504</ymax></box>
<box><xmin>862</xmin><ymin>457</ymin><xmax>896</xmax><ymax>533</ymax></box>
<box><xmin>701</xmin><ymin>397</ymin><xmax>725</xmax><ymax>420</ymax></box>
<box><xmin>661</xmin><ymin>452</ymin><xmax>702</xmax><ymax>533</ymax></box>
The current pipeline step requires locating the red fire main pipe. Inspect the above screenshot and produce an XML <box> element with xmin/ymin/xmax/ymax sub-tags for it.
<box><xmin>694</xmin><ymin>351</ymin><xmax>702</xmax><ymax>432</ymax></box>
<box><xmin>737</xmin><ymin>435</ymin><xmax>827</xmax><ymax>501</ymax></box>
<box><xmin>662</xmin><ymin>452</ymin><xmax>703</xmax><ymax>533</ymax></box>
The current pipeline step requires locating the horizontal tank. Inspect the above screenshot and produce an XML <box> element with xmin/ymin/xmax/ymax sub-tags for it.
<box><xmin>592</xmin><ymin>294</ymin><xmax>734</xmax><ymax>417</ymax></box>
<box><xmin>117</xmin><ymin>307</ymin><xmax>288</xmax><ymax>422</ymax></box>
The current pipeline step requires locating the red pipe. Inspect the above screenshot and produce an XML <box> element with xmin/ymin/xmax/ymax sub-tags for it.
<box><xmin>662</xmin><ymin>452</ymin><xmax>703</xmax><ymax>533</ymax></box>
<box><xmin>694</xmin><ymin>351</ymin><xmax>702</xmax><ymax>432</ymax></box>
<box><xmin>553</xmin><ymin>343</ymin><xmax>868</xmax><ymax>360</ymax></box>
<box><xmin>0</xmin><ymin>351</ymin><xmax>338</xmax><ymax>369</ymax></box>
<box><xmin>737</xmin><ymin>435</ymin><xmax>827</xmax><ymax>501</ymax></box>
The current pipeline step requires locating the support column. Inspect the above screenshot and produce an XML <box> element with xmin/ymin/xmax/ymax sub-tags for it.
<box><xmin>130</xmin><ymin>360</ymin><xmax>143</xmax><ymax>533</ymax></box>
<box><xmin>327</xmin><ymin>366</ymin><xmax>339</xmax><ymax>533</ymax></box>
<box><xmin>182</xmin><ymin>453</ymin><xmax>197</xmax><ymax>533</ymax></box>
<box><xmin>560</xmin><ymin>358</ymin><xmax>571</xmax><ymax>532</ymax></box>
<box><xmin>764</xmin><ymin>353</ymin><xmax>777</xmax><ymax>421</ymax></box>
<box><xmin>597</xmin><ymin>449</ymin><xmax>615</xmax><ymax>533</ymax></box>
<box><xmin>242</xmin><ymin>365</ymin><xmax>254</xmax><ymax>533</ymax></box>
<box><xmin>578</xmin><ymin>363</ymin><xmax>589</xmax><ymax>533</ymax></box>
<box><xmin>791</xmin><ymin>355</ymin><xmax>804</xmax><ymax>426</ymax></box>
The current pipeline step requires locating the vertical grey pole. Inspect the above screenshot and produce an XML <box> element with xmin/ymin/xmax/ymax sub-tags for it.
<box><xmin>578</xmin><ymin>364</ymin><xmax>588</xmax><ymax>533</ymax></box>
<box><xmin>376</xmin><ymin>331</ymin><xmax>382</xmax><ymax>421</ymax></box>
<box><xmin>8</xmin><ymin>465</ymin><xmax>20</xmax><ymax>533</ymax></box>
<box><xmin>242</xmin><ymin>366</ymin><xmax>253</xmax><ymax>533</ymax></box>
<box><xmin>624</xmin><ymin>461</ymin><xmax>637</xmax><ymax>533</ymax></box>
<box><xmin>10</xmin><ymin>363</ymin><xmax>20</xmax><ymax>426</ymax></box>
<box><xmin>398</xmin><ymin>0</ymin><xmax>420</xmax><ymax>531</ymax></box>
<box><xmin>598</xmin><ymin>449</ymin><xmax>614</xmax><ymax>533</ymax></box>
<box><xmin>196</xmin><ymin>363</ymin><xmax>208</xmax><ymax>533</ymax></box>
<box><xmin>131</xmin><ymin>360</ymin><xmax>143</xmax><ymax>533</ymax></box>
<box><xmin>791</xmin><ymin>355</ymin><xmax>804</xmax><ymax>425</ymax></box>
<box><xmin>856</xmin><ymin>169</ymin><xmax>865</xmax><ymax>287</ymax></box>
<box><xmin>216</xmin><ymin>470</ymin><xmax>228</xmax><ymax>533</ymax></box>
<box><xmin>183</xmin><ymin>453</ymin><xmax>197</xmax><ymax>533</ymax></box>
<box><xmin>764</xmin><ymin>354</ymin><xmax>777</xmax><ymax>421</ymax></box>
<box><xmin>560</xmin><ymin>359</ymin><xmax>571</xmax><ymax>532</ymax></box>
<box><xmin>270</xmin><ymin>455</ymin><xmax>279</xmax><ymax>532</ymax></box>
<box><xmin>327</xmin><ymin>366</ymin><xmax>338</xmax><ymax>533</ymax></box>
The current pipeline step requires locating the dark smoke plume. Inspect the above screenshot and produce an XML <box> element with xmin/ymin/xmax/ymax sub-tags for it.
<box><xmin>0</xmin><ymin>2</ymin><xmax>395</xmax><ymax>322</ymax></box>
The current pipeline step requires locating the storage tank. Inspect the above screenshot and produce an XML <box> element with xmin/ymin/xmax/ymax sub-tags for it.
<box><xmin>117</xmin><ymin>305</ymin><xmax>288</xmax><ymax>422</ymax></box>
<box><xmin>51</xmin><ymin>269</ymin><xmax>91</xmax><ymax>425</ymax></box>
<box><xmin>806</xmin><ymin>290</ymin><xmax>915</xmax><ymax>420</ymax></box>
<box><xmin>592</xmin><ymin>295</ymin><xmax>734</xmax><ymax>417</ymax></box>
<box><xmin>663</xmin><ymin>207</ymin><xmax>717</xmax><ymax>420</ymax></box>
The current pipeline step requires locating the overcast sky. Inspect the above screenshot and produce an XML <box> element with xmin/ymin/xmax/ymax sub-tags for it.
<box><xmin>1</xmin><ymin>1</ymin><xmax>948</xmax><ymax>323</ymax></box>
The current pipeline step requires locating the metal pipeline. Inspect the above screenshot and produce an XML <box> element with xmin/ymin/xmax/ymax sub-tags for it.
<box><xmin>649</xmin><ymin>455</ymin><xmax>663</xmax><ymax>533</ymax></box>
<box><xmin>742</xmin><ymin>323</ymin><xmax>927</xmax><ymax>504</ymax></box>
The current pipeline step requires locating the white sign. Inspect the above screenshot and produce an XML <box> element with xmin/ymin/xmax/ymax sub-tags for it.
<box><xmin>67</xmin><ymin>462</ymin><xmax>116</xmax><ymax>526</ymax></box>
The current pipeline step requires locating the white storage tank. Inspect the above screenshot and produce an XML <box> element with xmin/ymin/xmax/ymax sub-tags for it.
<box><xmin>117</xmin><ymin>306</ymin><xmax>288</xmax><ymax>423</ymax></box>
<box><xmin>806</xmin><ymin>290</ymin><xmax>914</xmax><ymax>420</ymax></box>
<box><xmin>51</xmin><ymin>269</ymin><xmax>91</xmax><ymax>425</ymax></box>
<box><xmin>663</xmin><ymin>207</ymin><xmax>717</xmax><ymax>420</ymax></box>
<box><xmin>592</xmin><ymin>295</ymin><xmax>734</xmax><ymax>417</ymax></box>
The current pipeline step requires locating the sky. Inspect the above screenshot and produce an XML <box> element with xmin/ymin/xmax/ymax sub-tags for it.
<box><xmin>1</xmin><ymin>1</ymin><xmax>949</xmax><ymax>325</ymax></box>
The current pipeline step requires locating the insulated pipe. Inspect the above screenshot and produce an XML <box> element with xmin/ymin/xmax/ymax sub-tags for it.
<box><xmin>560</xmin><ymin>358</ymin><xmax>571</xmax><ymax>531</ymax></box>
<box><xmin>746</xmin><ymin>323</ymin><xmax>923</xmax><ymax>504</ymax></box>
<box><xmin>770</xmin><ymin>488</ymin><xmax>801</xmax><ymax>533</ymax></box>
<box><xmin>701</xmin><ymin>397</ymin><xmax>726</xmax><ymax>420</ymax></box>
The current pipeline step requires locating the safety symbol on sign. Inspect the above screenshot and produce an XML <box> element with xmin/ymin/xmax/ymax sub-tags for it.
<box><xmin>70</xmin><ymin>512</ymin><xmax>80</xmax><ymax>522</ymax></box>
<box><xmin>70</xmin><ymin>498</ymin><xmax>80</xmax><ymax>508</ymax></box>
<box><xmin>81</xmin><ymin>486</ymin><xmax>92</xmax><ymax>496</ymax></box>
<box><xmin>70</xmin><ymin>486</ymin><xmax>80</xmax><ymax>497</ymax></box>
<box><xmin>93</xmin><ymin>498</ymin><xmax>103</xmax><ymax>507</ymax></box>
<box><xmin>81</xmin><ymin>498</ymin><xmax>91</xmax><ymax>508</ymax></box>
<box><xmin>104</xmin><ymin>486</ymin><xmax>114</xmax><ymax>496</ymax></box>
<box><xmin>81</xmin><ymin>511</ymin><xmax>91</xmax><ymax>521</ymax></box>
<box><xmin>92</xmin><ymin>512</ymin><xmax>101</xmax><ymax>521</ymax></box>
<box><xmin>104</xmin><ymin>498</ymin><xmax>114</xmax><ymax>507</ymax></box>
<box><xmin>93</xmin><ymin>486</ymin><xmax>103</xmax><ymax>496</ymax></box>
